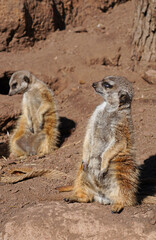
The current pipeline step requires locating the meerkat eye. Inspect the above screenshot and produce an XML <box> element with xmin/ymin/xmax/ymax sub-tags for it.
<box><xmin>12</xmin><ymin>83</ymin><xmax>17</xmax><ymax>89</ymax></box>
<box><xmin>102</xmin><ymin>82</ymin><xmax>112</xmax><ymax>89</ymax></box>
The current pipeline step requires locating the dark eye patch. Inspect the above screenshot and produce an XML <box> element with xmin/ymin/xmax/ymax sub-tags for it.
<box><xmin>12</xmin><ymin>83</ymin><xmax>17</xmax><ymax>89</ymax></box>
<box><xmin>102</xmin><ymin>81</ymin><xmax>112</xmax><ymax>89</ymax></box>
<box><xmin>24</xmin><ymin>76</ymin><xmax>30</xmax><ymax>83</ymax></box>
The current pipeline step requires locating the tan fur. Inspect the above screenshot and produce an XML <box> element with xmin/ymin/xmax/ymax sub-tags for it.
<box><xmin>9</xmin><ymin>71</ymin><xmax>59</xmax><ymax>157</ymax></box>
<box><xmin>63</xmin><ymin>76</ymin><xmax>139</xmax><ymax>213</ymax></box>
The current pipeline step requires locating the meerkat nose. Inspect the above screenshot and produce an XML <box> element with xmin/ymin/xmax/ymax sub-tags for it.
<box><xmin>92</xmin><ymin>83</ymin><xmax>97</xmax><ymax>88</ymax></box>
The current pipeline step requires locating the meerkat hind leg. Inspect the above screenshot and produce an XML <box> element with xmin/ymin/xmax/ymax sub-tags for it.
<box><xmin>64</xmin><ymin>179</ymin><xmax>94</xmax><ymax>203</ymax></box>
<box><xmin>33</xmin><ymin>133</ymin><xmax>46</xmax><ymax>155</ymax></box>
<box><xmin>64</xmin><ymin>192</ymin><xmax>93</xmax><ymax>203</ymax></box>
<box><xmin>111</xmin><ymin>203</ymin><xmax>124</xmax><ymax>214</ymax></box>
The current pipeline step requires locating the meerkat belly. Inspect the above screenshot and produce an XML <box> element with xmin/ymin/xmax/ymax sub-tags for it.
<box><xmin>92</xmin><ymin>173</ymin><xmax>118</xmax><ymax>205</ymax></box>
<box><xmin>30</xmin><ymin>99</ymin><xmax>41</xmax><ymax>123</ymax></box>
<box><xmin>88</xmin><ymin>127</ymin><xmax>115</xmax><ymax>172</ymax></box>
<box><xmin>85</xmin><ymin>168</ymin><xmax>116</xmax><ymax>205</ymax></box>
<box><xmin>27</xmin><ymin>89</ymin><xmax>41</xmax><ymax>122</ymax></box>
<box><xmin>82</xmin><ymin>101</ymin><xmax>116</xmax><ymax>179</ymax></box>
<box><xmin>24</xmin><ymin>91</ymin><xmax>42</xmax><ymax>131</ymax></box>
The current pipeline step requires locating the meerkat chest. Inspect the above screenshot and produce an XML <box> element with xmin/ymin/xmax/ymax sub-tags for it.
<box><xmin>89</xmin><ymin>102</ymin><xmax>114</xmax><ymax>142</ymax></box>
<box><xmin>23</xmin><ymin>90</ymin><xmax>42</xmax><ymax>115</ymax></box>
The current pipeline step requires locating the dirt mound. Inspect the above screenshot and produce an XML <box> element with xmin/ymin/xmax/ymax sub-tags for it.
<box><xmin>0</xmin><ymin>0</ymin><xmax>66</xmax><ymax>51</ymax></box>
<box><xmin>0</xmin><ymin>0</ymin><xmax>130</xmax><ymax>51</ymax></box>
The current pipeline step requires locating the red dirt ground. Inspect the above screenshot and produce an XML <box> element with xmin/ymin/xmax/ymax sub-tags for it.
<box><xmin>0</xmin><ymin>1</ymin><xmax>156</xmax><ymax>239</ymax></box>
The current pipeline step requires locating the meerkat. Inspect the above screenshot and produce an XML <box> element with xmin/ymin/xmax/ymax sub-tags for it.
<box><xmin>58</xmin><ymin>76</ymin><xmax>139</xmax><ymax>213</ymax></box>
<box><xmin>9</xmin><ymin>70</ymin><xmax>59</xmax><ymax>157</ymax></box>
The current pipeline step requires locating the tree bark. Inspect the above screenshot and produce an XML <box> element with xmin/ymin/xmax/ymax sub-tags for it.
<box><xmin>132</xmin><ymin>0</ymin><xmax>156</xmax><ymax>70</ymax></box>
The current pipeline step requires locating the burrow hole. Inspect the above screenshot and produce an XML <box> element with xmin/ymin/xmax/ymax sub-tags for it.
<box><xmin>0</xmin><ymin>71</ymin><xmax>14</xmax><ymax>95</ymax></box>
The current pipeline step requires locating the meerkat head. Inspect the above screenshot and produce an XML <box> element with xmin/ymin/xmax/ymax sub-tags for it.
<box><xmin>9</xmin><ymin>70</ymin><xmax>33</xmax><ymax>96</ymax></box>
<box><xmin>92</xmin><ymin>76</ymin><xmax>134</xmax><ymax>109</ymax></box>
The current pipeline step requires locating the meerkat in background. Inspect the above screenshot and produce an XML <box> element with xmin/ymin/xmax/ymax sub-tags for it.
<box><xmin>60</xmin><ymin>76</ymin><xmax>139</xmax><ymax>213</ymax></box>
<box><xmin>9</xmin><ymin>70</ymin><xmax>59</xmax><ymax>157</ymax></box>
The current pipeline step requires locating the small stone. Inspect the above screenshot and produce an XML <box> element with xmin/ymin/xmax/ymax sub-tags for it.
<box><xmin>97</xmin><ymin>23</ymin><xmax>105</xmax><ymax>30</ymax></box>
<box><xmin>150</xmin><ymin>219</ymin><xmax>156</xmax><ymax>225</ymax></box>
<box><xmin>73</xmin><ymin>27</ymin><xmax>87</xmax><ymax>33</ymax></box>
<box><xmin>54</xmin><ymin>56</ymin><xmax>58</xmax><ymax>60</ymax></box>
<box><xmin>79</xmin><ymin>80</ymin><xmax>85</xmax><ymax>85</ymax></box>
<box><xmin>142</xmin><ymin>70</ymin><xmax>156</xmax><ymax>84</ymax></box>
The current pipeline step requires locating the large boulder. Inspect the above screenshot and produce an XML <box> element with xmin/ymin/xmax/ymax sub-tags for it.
<box><xmin>3</xmin><ymin>202</ymin><xmax>156</xmax><ymax>240</ymax></box>
<box><xmin>0</xmin><ymin>0</ymin><xmax>66</xmax><ymax>51</ymax></box>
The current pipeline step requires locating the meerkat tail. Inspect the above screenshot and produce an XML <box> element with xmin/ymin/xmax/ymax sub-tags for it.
<box><xmin>56</xmin><ymin>185</ymin><xmax>74</xmax><ymax>192</ymax></box>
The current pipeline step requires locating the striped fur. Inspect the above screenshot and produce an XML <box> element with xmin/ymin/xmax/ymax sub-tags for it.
<box><xmin>9</xmin><ymin>71</ymin><xmax>59</xmax><ymax>157</ymax></box>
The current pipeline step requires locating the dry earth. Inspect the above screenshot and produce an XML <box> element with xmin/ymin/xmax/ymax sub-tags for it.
<box><xmin>0</xmin><ymin>1</ymin><xmax>156</xmax><ymax>239</ymax></box>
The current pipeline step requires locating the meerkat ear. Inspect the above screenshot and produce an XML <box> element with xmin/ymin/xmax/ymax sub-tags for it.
<box><xmin>119</xmin><ymin>91</ymin><xmax>131</xmax><ymax>106</ymax></box>
<box><xmin>23</xmin><ymin>76</ymin><xmax>30</xmax><ymax>83</ymax></box>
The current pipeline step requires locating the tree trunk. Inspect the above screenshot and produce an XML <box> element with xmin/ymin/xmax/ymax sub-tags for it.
<box><xmin>132</xmin><ymin>0</ymin><xmax>156</xmax><ymax>71</ymax></box>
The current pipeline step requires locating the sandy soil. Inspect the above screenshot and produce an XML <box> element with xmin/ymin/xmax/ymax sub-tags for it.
<box><xmin>0</xmin><ymin>1</ymin><xmax>156</xmax><ymax>239</ymax></box>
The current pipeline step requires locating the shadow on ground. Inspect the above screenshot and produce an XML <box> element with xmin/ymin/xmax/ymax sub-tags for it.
<box><xmin>58</xmin><ymin>116</ymin><xmax>76</xmax><ymax>147</ymax></box>
<box><xmin>138</xmin><ymin>155</ymin><xmax>156</xmax><ymax>203</ymax></box>
<box><xmin>0</xmin><ymin>142</ymin><xmax>9</xmax><ymax>158</ymax></box>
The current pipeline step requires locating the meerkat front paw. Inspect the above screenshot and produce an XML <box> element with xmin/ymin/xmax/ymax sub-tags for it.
<box><xmin>98</xmin><ymin>169</ymin><xmax>107</xmax><ymax>181</ymax></box>
<box><xmin>29</xmin><ymin>127</ymin><xmax>34</xmax><ymax>133</ymax></box>
<box><xmin>33</xmin><ymin>123</ymin><xmax>41</xmax><ymax>134</ymax></box>
<box><xmin>29</xmin><ymin>150</ymin><xmax>37</xmax><ymax>156</ymax></box>
<box><xmin>39</xmin><ymin>121</ymin><xmax>44</xmax><ymax>130</ymax></box>
<box><xmin>111</xmin><ymin>203</ymin><xmax>124</xmax><ymax>214</ymax></box>
<box><xmin>64</xmin><ymin>198</ymin><xmax>76</xmax><ymax>203</ymax></box>
<box><xmin>81</xmin><ymin>161</ymin><xmax>88</xmax><ymax>172</ymax></box>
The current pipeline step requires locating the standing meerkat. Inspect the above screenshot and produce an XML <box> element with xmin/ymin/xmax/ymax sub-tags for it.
<box><xmin>58</xmin><ymin>76</ymin><xmax>139</xmax><ymax>213</ymax></box>
<box><xmin>9</xmin><ymin>70</ymin><xmax>59</xmax><ymax>157</ymax></box>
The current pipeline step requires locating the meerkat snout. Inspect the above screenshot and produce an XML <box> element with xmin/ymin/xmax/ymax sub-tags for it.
<box><xmin>9</xmin><ymin>82</ymin><xmax>17</xmax><ymax>96</ymax></box>
<box><xmin>92</xmin><ymin>82</ymin><xmax>97</xmax><ymax>89</ymax></box>
<box><xmin>92</xmin><ymin>76</ymin><xmax>134</xmax><ymax>108</ymax></box>
<box><xmin>92</xmin><ymin>79</ymin><xmax>113</xmax><ymax>98</ymax></box>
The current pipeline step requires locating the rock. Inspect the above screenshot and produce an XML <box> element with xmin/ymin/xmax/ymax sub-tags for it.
<box><xmin>0</xmin><ymin>0</ymin><xmax>131</xmax><ymax>51</ymax></box>
<box><xmin>102</xmin><ymin>54</ymin><xmax>121</xmax><ymax>66</ymax></box>
<box><xmin>3</xmin><ymin>202</ymin><xmax>156</xmax><ymax>240</ymax></box>
<box><xmin>86</xmin><ymin>54</ymin><xmax>121</xmax><ymax>66</ymax></box>
<box><xmin>142</xmin><ymin>70</ymin><xmax>156</xmax><ymax>85</ymax></box>
<box><xmin>73</xmin><ymin>27</ymin><xmax>88</xmax><ymax>33</ymax></box>
<box><xmin>79</xmin><ymin>80</ymin><xmax>86</xmax><ymax>85</ymax></box>
<box><xmin>97</xmin><ymin>0</ymin><xmax>129</xmax><ymax>12</ymax></box>
<box><xmin>97</xmin><ymin>23</ymin><xmax>105</xmax><ymax>30</ymax></box>
<box><xmin>0</xmin><ymin>0</ymin><xmax>66</xmax><ymax>51</ymax></box>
